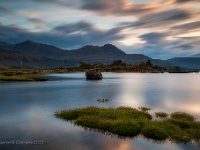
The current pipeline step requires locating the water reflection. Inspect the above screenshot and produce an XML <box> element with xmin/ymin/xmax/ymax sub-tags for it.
<box><xmin>0</xmin><ymin>72</ymin><xmax>200</xmax><ymax>150</ymax></box>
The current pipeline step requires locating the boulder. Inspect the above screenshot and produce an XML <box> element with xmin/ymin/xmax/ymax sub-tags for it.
<box><xmin>86</xmin><ymin>69</ymin><xmax>103</xmax><ymax>80</ymax></box>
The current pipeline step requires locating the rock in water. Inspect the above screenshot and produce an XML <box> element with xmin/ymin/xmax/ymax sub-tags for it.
<box><xmin>86</xmin><ymin>69</ymin><xmax>103</xmax><ymax>80</ymax></box>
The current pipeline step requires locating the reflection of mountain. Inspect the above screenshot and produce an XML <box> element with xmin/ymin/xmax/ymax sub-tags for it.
<box><xmin>0</xmin><ymin>40</ymin><xmax>200</xmax><ymax>71</ymax></box>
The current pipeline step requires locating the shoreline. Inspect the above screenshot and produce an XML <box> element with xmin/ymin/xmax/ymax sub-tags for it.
<box><xmin>0</xmin><ymin>67</ymin><xmax>199</xmax><ymax>82</ymax></box>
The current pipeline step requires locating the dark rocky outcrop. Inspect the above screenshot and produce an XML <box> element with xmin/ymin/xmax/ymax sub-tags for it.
<box><xmin>86</xmin><ymin>69</ymin><xmax>102</xmax><ymax>80</ymax></box>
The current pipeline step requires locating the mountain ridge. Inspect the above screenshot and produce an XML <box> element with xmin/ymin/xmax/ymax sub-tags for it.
<box><xmin>0</xmin><ymin>40</ymin><xmax>199</xmax><ymax>71</ymax></box>
<box><xmin>190</xmin><ymin>53</ymin><xmax>200</xmax><ymax>57</ymax></box>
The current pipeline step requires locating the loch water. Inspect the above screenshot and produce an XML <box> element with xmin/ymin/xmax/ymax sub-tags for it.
<box><xmin>0</xmin><ymin>72</ymin><xmax>200</xmax><ymax>150</ymax></box>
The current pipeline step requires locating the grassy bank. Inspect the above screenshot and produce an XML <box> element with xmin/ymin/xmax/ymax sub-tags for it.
<box><xmin>0</xmin><ymin>69</ymin><xmax>49</xmax><ymax>82</ymax></box>
<box><xmin>55</xmin><ymin>106</ymin><xmax>200</xmax><ymax>144</ymax></box>
<box><xmin>0</xmin><ymin>75</ymin><xmax>48</xmax><ymax>81</ymax></box>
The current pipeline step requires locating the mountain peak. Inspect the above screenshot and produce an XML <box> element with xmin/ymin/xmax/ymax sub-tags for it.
<box><xmin>25</xmin><ymin>40</ymin><xmax>33</xmax><ymax>43</ymax></box>
<box><xmin>20</xmin><ymin>40</ymin><xmax>35</xmax><ymax>44</ymax></box>
<box><xmin>13</xmin><ymin>40</ymin><xmax>67</xmax><ymax>57</ymax></box>
<box><xmin>101</xmin><ymin>44</ymin><xmax>126</xmax><ymax>55</ymax></box>
<box><xmin>103</xmin><ymin>43</ymin><xmax>115</xmax><ymax>47</ymax></box>
<box><xmin>81</xmin><ymin>45</ymin><xmax>100</xmax><ymax>49</ymax></box>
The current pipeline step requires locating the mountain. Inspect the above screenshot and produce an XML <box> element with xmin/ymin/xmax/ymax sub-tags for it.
<box><xmin>0</xmin><ymin>48</ymin><xmax>77</xmax><ymax>68</ymax></box>
<box><xmin>67</xmin><ymin>44</ymin><xmax>126</xmax><ymax>61</ymax></box>
<box><xmin>0</xmin><ymin>40</ymin><xmax>200</xmax><ymax>71</ymax></box>
<box><xmin>13</xmin><ymin>40</ymin><xmax>69</xmax><ymax>59</ymax></box>
<box><xmin>0</xmin><ymin>41</ymin><xmax>14</xmax><ymax>50</ymax></box>
<box><xmin>67</xmin><ymin>44</ymin><xmax>150</xmax><ymax>64</ymax></box>
<box><xmin>190</xmin><ymin>53</ymin><xmax>200</xmax><ymax>57</ymax></box>
<box><xmin>166</xmin><ymin>57</ymin><xmax>200</xmax><ymax>71</ymax></box>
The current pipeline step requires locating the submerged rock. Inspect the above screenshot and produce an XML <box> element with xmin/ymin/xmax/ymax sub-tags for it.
<box><xmin>97</xmin><ymin>98</ymin><xmax>112</xmax><ymax>102</ymax></box>
<box><xmin>86</xmin><ymin>69</ymin><xmax>103</xmax><ymax>80</ymax></box>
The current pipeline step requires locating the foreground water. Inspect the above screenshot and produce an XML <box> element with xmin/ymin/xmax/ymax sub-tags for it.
<box><xmin>0</xmin><ymin>72</ymin><xmax>200</xmax><ymax>150</ymax></box>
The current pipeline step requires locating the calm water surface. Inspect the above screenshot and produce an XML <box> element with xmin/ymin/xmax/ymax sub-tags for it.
<box><xmin>0</xmin><ymin>72</ymin><xmax>200</xmax><ymax>150</ymax></box>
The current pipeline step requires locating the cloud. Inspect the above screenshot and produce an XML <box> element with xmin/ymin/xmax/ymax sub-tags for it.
<box><xmin>32</xmin><ymin>0</ymin><xmax>79</xmax><ymax>7</ymax></box>
<box><xmin>175</xmin><ymin>0</ymin><xmax>200</xmax><ymax>3</ymax></box>
<box><xmin>54</xmin><ymin>21</ymin><xmax>95</xmax><ymax>34</ymax></box>
<box><xmin>172</xmin><ymin>44</ymin><xmax>193</xmax><ymax>50</ymax></box>
<box><xmin>171</xmin><ymin>21</ymin><xmax>200</xmax><ymax>31</ymax></box>
<box><xmin>78</xmin><ymin>0</ymin><xmax>178</xmax><ymax>17</ymax></box>
<box><xmin>139</xmin><ymin>32</ymin><xmax>168</xmax><ymax>45</ymax></box>
<box><xmin>137</xmin><ymin>31</ymin><xmax>199</xmax><ymax>58</ymax></box>
<box><xmin>129</xmin><ymin>9</ymin><xmax>191</xmax><ymax>29</ymax></box>
<box><xmin>53</xmin><ymin>21</ymin><xmax>124</xmax><ymax>47</ymax></box>
<box><xmin>0</xmin><ymin>21</ymin><xmax>124</xmax><ymax>49</ymax></box>
<box><xmin>28</xmin><ymin>18</ymin><xmax>47</xmax><ymax>29</ymax></box>
<box><xmin>32</xmin><ymin>0</ymin><xmax>169</xmax><ymax>17</ymax></box>
<box><xmin>0</xmin><ymin>6</ymin><xmax>14</xmax><ymax>14</ymax></box>
<box><xmin>28</xmin><ymin>18</ymin><xmax>46</xmax><ymax>25</ymax></box>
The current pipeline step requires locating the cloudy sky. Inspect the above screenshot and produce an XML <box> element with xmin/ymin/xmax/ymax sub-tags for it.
<box><xmin>0</xmin><ymin>0</ymin><xmax>200</xmax><ymax>59</ymax></box>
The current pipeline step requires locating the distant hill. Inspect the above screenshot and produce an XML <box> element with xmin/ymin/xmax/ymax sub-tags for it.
<box><xmin>0</xmin><ymin>48</ymin><xmax>77</xmax><ymax>68</ymax></box>
<box><xmin>0</xmin><ymin>41</ymin><xmax>13</xmax><ymax>50</ymax></box>
<box><xmin>67</xmin><ymin>44</ymin><xmax>150</xmax><ymax>64</ymax></box>
<box><xmin>0</xmin><ymin>40</ymin><xmax>200</xmax><ymax>71</ymax></box>
<box><xmin>166</xmin><ymin>57</ymin><xmax>200</xmax><ymax>71</ymax></box>
<box><xmin>13</xmin><ymin>40</ymin><xmax>69</xmax><ymax>59</ymax></box>
<box><xmin>190</xmin><ymin>53</ymin><xmax>200</xmax><ymax>57</ymax></box>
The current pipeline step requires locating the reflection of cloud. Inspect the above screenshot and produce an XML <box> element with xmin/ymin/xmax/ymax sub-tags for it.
<box><xmin>107</xmin><ymin>140</ymin><xmax>141</xmax><ymax>150</ymax></box>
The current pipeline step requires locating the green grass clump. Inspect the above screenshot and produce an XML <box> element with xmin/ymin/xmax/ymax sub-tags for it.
<box><xmin>170</xmin><ymin>112</ymin><xmax>195</xmax><ymax>122</ymax></box>
<box><xmin>155</xmin><ymin>112</ymin><xmax>168</xmax><ymax>118</ymax></box>
<box><xmin>110</xmin><ymin>120</ymin><xmax>141</xmax><ymax>136</ymax></box>
<box><xmin>138</xmin><ymin>107</ymin><xmax>151</xmax><ymax>112</ymax></box>
<box><xmin>141</xmin><ymin>121</ymin><xmax>168</xmax><ymax>141</ymax></box>
<box><xmin>55</xmin><ymin>106</ymin><xmax>200</xmax><ymax>145</ymax></box>
<box><xmin>162</xmin><ymin>122</ymin><xmax>192</xmax><ymax>143</ymax></box>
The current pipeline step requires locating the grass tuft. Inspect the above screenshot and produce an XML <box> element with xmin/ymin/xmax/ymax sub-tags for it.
<box><xmin>155</xmin><ymin>112</ymin><xmax>168</xmax><ymax>118</ymax></box>
<box><xmin>141</xmin><ymin>122</ymin><xmax>168</xmax><ymax>141</ymax></box>
<box><xmin>170</xmin><ymin>112</ymin><xmax>195</xmax><ymax>122</ymax></box>
<box><xmin>138</xmin><ymin>107</ymin><xmax>151</xmax><ymax>112</ymax></box>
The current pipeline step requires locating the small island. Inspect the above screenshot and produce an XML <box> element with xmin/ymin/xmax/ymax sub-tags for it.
<box><xmin>85</xmin><ymin>69</ymin><xmax>103</xmax><ymax>80</ymax></box>
<box><xmin>55</xmin><ymin>106</ymin><xmax>200</xmax><ymax>145</ymax></box>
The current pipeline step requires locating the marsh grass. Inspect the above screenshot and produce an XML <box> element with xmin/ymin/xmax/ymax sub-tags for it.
<box><xmin>138</xmin><ymin>107</ymin><xmax>151</xmax><ymax>112</ymax></box>
<box><xmin>170</xmin><ymin>112</ymin><xmax>195</xmax><ymax>121</ymax></box>
<box><xmin>0</xmin><ymin>74</ymin><xmax>48</xmax><ymax>81</ymax></box>
<box><xmin>155</xmin><ymin>112</ymin><xmax>168</xmax><ymax>118</ymax></box>
<box><xmin>55</xmin><ymin>106</ymin><xmax>200</xmax><ymax>145</ymax></box>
